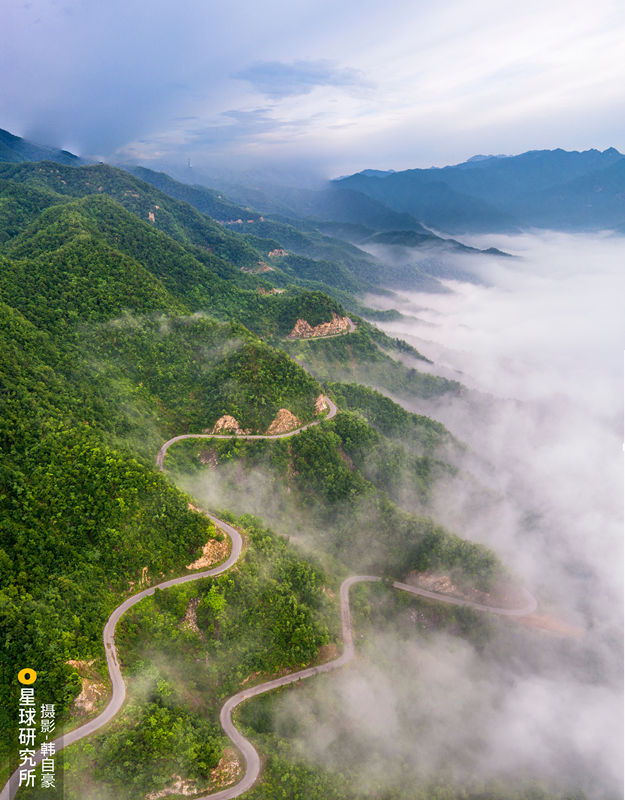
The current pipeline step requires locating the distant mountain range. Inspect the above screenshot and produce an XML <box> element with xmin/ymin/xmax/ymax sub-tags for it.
<box><xmin>335</xmin><ymin>148</ymin><xmax>625</xmax><ymax>233</ymax></box>
<box><xmin>2</xmin><ymin>127</ymin><xmax>623</xmax><ymax>246</ymax></box>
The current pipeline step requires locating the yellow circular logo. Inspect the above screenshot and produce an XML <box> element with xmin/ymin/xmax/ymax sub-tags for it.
<box><xmin>18</xmin><ymin>668</ymin><xmax>37</xmax><ymax>685</ymax></box>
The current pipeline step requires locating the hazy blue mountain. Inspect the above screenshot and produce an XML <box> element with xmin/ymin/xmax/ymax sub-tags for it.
<box><xmin>0</xmin><ymin>128</ymin><xmax>511</xmax><ymax>289</ymax></box>
<box><xmin>121</xmin><ymin>164</ymin><xmax>500</xmax><ymax>291</ymax></box>
<box><xmin>0</xmin><ymin>128</ymin><xmax>83</xmax><ymax>165</ymax></box>
<box><xmin>291</xmin><ymin>184</ymin><xmax>431</xmax><ymax>232</ymax></box>
<box><xmin>335</xmin><ymin>170</ymin><xmax>520</xmax><ymax>233</ymax></box>
<box><xmin>507</xmin><ymin>157</ymin><xmax>625</xmax><ymax>229</ymax></box>
<box><xmin>355</xmin><ymin>229</ymin><xmax>510</xmax><ymax>287</ymax></box>
<box><xmin>447</xmin><ymin>147</ymin><xmax>623</xmax><ymax>198</ymax></box>
<box><xmin>336</xmin><ymin>148</ymin><xmax>625</xmax><ymax>232</ymax></box>
<box><xmin>357</xmin><ymin>168</ymin><xmax>396</xmax><ymax>177</ymax></box>
<box><xmin>461</xmin><ymin>154</ymin><xmax>509</xmax><ymax>164</ymax></box>
<box><xmin>209</xmin><ymin>179</ymin><xmax>432</xmax><ymax>233</ymax></box>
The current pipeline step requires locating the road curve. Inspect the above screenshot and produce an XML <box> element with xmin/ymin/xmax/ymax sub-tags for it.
<box><xmin>2</xmin><ymin>398</ymin><xmax>336</xmax><ymax>800</ymax></box>
<box><xmin>0</xmin><ymin>513</ymin><xmax>244</xmax><ymax>800</ymax></box>
<box><xmin>1</xmin><ymin>394</ymin><xmax>536</xmax><ymax>800</ymax></box>
<box><xmin>156</xmin><ymin>396</ymin><xmax>338</xmax><ymax>470</ymax></box>
<box><xmin>195</xmin><ymin>575</ymin><xmax>536</xmax><ymax>800</ymax></box>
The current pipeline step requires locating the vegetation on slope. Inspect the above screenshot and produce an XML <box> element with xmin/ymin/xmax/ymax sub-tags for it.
<box><xmin>0</xmin><ymin>312</ymin><xmax>217</xmax><ymax>777</ymax></box>
<box><xmin>167</xmin><ymin>408</ymin><xmax>494</xmax><ymax>587</ymax></box>
<box><xmin>0</xmin><ymin>163</ymin><xmax>507</xmax><ymax>797</ymax></box>
<box><xmin>0</xmin><ymin>173</ymin><xmax>334</xmax><ymax>776</ymax></box>
<box><xmin>238</xmin><ymin>580</ymin><xmax>585</xmax><ymax>800</ymax></box>
<box><xmin>284</xmin><ymin>323</ymin><xmax>459</xmax><ymax>402</ymax></box>
<box><xmin>49</xmin><ymin>515</ymin><xmax>333</xmax><ymax>800</ymax></box>
<box><xmin>88</xmin><ymin>314</ymin><xmax>321</xmax><ymax>434</ymax></box>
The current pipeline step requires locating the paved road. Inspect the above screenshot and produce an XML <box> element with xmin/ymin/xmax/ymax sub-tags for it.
<box><xmin>195</xmin><ymin>575</ymin><xmax>536</xmax><ymax>800</ymax></box>
<box><xmin>2</xmin><ymin>393</ymin><xmax>536</xmax><ymax>800</ymax></box>
<box><xmin>2</xmin><ymin>398</ymin><xmax>336</xmax><ymax>800</ymax></box>
<box><xmin>156</xmin><ymin>396</ymin><xmax>338</xmax><ymax>470</ymax></box>
<box><xmin>0</xmin><ymin>513</ymin><xmax>244</xmax><ymax>800</ymax></box>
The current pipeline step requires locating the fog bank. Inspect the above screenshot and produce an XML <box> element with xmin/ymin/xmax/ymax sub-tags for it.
<box><xmin>366</xmin><ymin>231</ymin><xmax>624</xmax><ymax>618</ymax></box>
<box><xmin>346</xmin><ymin>231</ymin><xmax>624</xmax><ymax>796</ymax></box>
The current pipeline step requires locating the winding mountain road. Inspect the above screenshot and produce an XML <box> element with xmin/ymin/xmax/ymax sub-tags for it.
<box><xmin>156</xmin><ymin>396</ymin><xmax>338</xmax><ymax>471</ymax></box>
<box><xmin>1</xmin><ymin>395</ymin><xmax>536</xmax><ymax>800</ymax></box>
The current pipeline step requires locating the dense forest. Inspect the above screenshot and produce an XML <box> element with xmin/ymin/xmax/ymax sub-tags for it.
<box><xmin>1</xmin><ymin>161</ymin><xmax>533</xmax><ymax>799</ymax></box>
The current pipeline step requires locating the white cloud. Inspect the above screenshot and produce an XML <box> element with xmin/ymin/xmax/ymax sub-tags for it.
<box><xmin>2</xmin><ymin>0</ymin><xmax>623</xmax><ymax>168</ymax></box>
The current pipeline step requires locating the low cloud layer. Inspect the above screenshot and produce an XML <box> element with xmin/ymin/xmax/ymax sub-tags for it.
<box><xmin>271</xmin><ymin>627</ymin><xmax>623</xmax><ymax>796</ymax></box>
<box><xmin>366</xmin><ymin>231</ymin><xmax>623</xmax><ymax>615</ymax></box>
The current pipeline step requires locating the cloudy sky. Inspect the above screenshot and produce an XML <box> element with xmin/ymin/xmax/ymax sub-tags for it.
<box><xmin>2</xmin><ymin>0</ymin><xmax>624</xmax><ymax>175</ymax></box>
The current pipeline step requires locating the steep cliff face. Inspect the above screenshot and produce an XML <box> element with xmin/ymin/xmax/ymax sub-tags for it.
<box><xmin>287</xmin><ymin>312</ymin><xmax>351</xmax><ymax>339</ymax></box>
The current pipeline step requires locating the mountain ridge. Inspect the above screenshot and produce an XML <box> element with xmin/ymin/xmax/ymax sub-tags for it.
<box><xmin>335</xmin><ymin>147</ymin><xmax>625</xmax><ymax>233</ymax></box>
<box><xmin>0</xmin><ymin>127</ymin><xmax>83</xmax><ymax>166</ymax></box>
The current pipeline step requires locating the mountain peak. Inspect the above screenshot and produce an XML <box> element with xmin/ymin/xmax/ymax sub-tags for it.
<box><xmin>464</xmin><ymin>154</ymin><xmax>509</xmax><ymax>163</ymax></box>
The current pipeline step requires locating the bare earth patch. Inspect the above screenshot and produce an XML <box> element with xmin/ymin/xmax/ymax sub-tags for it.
<box><xmin>145</xmin><ymin>748</ymin><xmax>241</xmax><ymax>799</ymax></box>
<box><xmin>186</xmin><ymin>534</ymin><xmax>229</xmax><ymax>570</ymax></box>
<box><xmin>406</xmin><ymin>571</ymin><xmax>528</xmax><ymax>610</ymax></box>
<box><xmin>240</xmin><ymin>260</ymin><xmax>274</xmax><ymax>274</ymax></box>
<box><xmin>241</xmin><ymin>670</ymin><xmax>262</xmax><ymax>685</ymax></box>
<box><xmin>316</xmin><ymin>642</ymin><xmax>339</xmax><ymax>662</ymax></box>
<box><xmin>519</xmin><ymin>613</ymin><xmax>583</xmax><ymax>638</ymax></box>
<box><xmin>198</xmin><ymin>448</ymin><xmax>219</xmax><ymax>469</ymax></box>
<box><xmin>287</xmin><ymin>312</ymin><xmax>351</xmax><ymax>339</ymax></box>
<box><xmin>338</xmin><ymin>444</ymin><xmax>354</xmax><ymax>469</ymax></box>
<box><xmin>66</xmin><ymin>660</ymin><xmax>106</xmax><ymax>715</ymax></box>
<box><xmin>406</xmin><ymin>572</ymin><xmax>582</xmax><ymax>638</ymax></box>
<box><xmin>129</xmin><ymin>564</ymin><xmax>152</xmax><ymax>591</ymax></box>
<box><xmin>181</xmin><ymin>597</ymin><xmax>201</xmax><ymax>635</ymax></box>
<box><xmin>208</xmin><ymin>415</ymin><xmax>250</xmax><ymax>435</ymax></box>
<box><xmin>266</xmin><ymin>408</ymin><xmax>301</xmax><ymax>435</ymax></box>
<box><xmin>315</xmin><ymin>393</ymin><xmax>328</xmax><ymax>414</ymax></box>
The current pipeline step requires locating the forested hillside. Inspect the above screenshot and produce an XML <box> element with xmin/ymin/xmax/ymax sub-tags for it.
<box><xmin>1</xmin><ymin>161</ymin><xmax>504</xmax><ymax>797</ymax></box>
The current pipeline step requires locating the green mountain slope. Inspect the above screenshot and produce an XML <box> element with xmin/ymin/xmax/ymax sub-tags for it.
<box><xmin>127</xmin><ymin>166</ymin><xmax>395</xmax><ymax>294</ymax></box>
<box><xmin>0</xmin><ymin>128</ymin><xmax>82</xmax><ymax>165</ymax></box>
<box><xmin>337</xmin><ymin>171</ymin><xmax>519</xmax><ymax>233</ymax></box>
<box><xmin>0</xmin><ymin>165</ymin><xmax>505</xmax><ymax>798</ymax></box>
<box><xmin>0</xmin><ymin>188</ymin><xmax>343</xmax><ymax>340</ymax></box>
<box><xmin>0</xmin><ymin>300</ymin><xmax>219</xmax><ymax>772</ymax></box>
<box><xmin>0</xmin><ymin>160</ymin><xmax>263</xmax><ymax>268</ymax></box>
<box><xmin>284</xmin><ymin>322</ymin><xmax>459</xmax><ymax>404</ymax></box>
<box><xmin>128</xmin><ymin>164</ymin><xmax>495</xmax><ymax>291</ymax></box>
